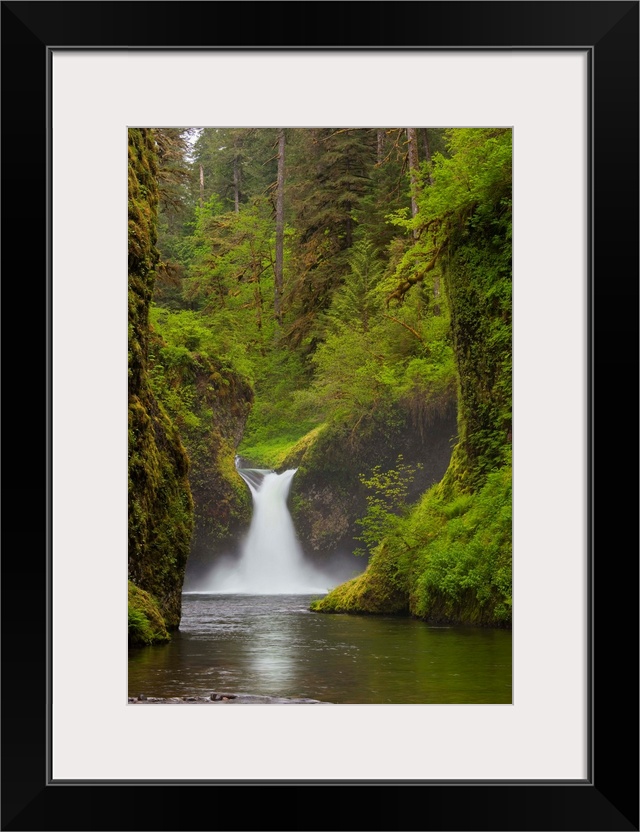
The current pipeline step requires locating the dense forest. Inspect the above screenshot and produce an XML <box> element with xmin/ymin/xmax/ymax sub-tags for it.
<box><xmin>128</xmin><ymin>125</ymin><xmax>512</xmax><ymax>646</ymax></box>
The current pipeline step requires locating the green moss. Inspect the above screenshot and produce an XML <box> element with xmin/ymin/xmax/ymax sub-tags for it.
<box><xmin>408</xmin><ymin>463</ymin><xmax>512</xmax><ymax>625</ymax></box>
<box><xmin>314</xmin><ymin>462</ymin><xmax>511</xmax><ymax>626</ymax></box>
<box><xmin>128</xmin><ymin>129</ymin><xmax>195</xmax><ymax>635</ymax></box>
<box><xmin>310</xmin><ymin>542</ymin><xmax>410</xmax><ymax>615</ymax></box>
<box><xmin>128</xmin><ymin>581</ymin><xmax>170</xmax><ymax>646</ymax></box>
<box><xmin>147</xmin><ymin>307</ymin><xmax>254</xmax><ymax>549</ymax></box>
<box><xmin>312</xmin><ymin>136</ymin><xmax>512</xmax><ymax>628</ymax></box>
<box><xmin>238</xmin><ymin>420</ymin><xmax>322</xmax><ymax>470</ymax></box>
<box><xmin>444</xmin><ymin>231</ymin><xmax>512</xmax><ymax>488</ymax></box>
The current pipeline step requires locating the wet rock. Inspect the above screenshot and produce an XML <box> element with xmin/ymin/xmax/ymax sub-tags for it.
<box><xmin>129</xmin><ymin>692</ymin><xmax>331</xmax><ymax>704</ymax></box>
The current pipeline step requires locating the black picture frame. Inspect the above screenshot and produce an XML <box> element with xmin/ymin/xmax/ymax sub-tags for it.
<box><xmin>2</xmin><ymin>2</ymin><xmax>638</xmax><ymax>830</ymax></box>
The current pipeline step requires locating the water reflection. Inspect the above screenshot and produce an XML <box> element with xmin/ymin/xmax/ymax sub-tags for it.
<box><xmin>128</xmin><ymin>594</ymin><xmax>512</xmax><ymax>704</ymax></box>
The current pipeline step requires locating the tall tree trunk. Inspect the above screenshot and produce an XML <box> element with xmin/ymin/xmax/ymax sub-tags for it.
<box><xmin>419</xmin><ymin>129</ymin><xmax>438</xmax><ymax>309</ymax></box>
<box><xmin>408</xmin><ymin>128</ymin><xmax>438</xmax><ymax>310</ymax></box>
<box><xmin>233</xmin><ymin>154</ymin><xmax>240</xmax><ymax>214</ymax></box>
<box><xmin>377</xmin><ymin>129</ymin><xmax>384</xmax><ymax>164</ymax></box>
<box><xmin>232</xmin><ymin>132</ymin><xmax>242</xmax><ymax>214</ymax></box>
<box><xmin>252</xmin><ymin>249</ymin><xmax>263</xmax><ymax>334</ymax></box>
<box><xmin>420</xmin><ymin>127</ymin><xmax>440</xmax><ymax>315</ymax></box>
<box><xmin>406</xmin><ymin>128</ymin><xmax>420</xmax><ymax>239</ymax></box>
<box><xmin>345</xmin><ymin>156</ymin><xmax>352</xmax><ymax>248</ymax></box>
<box><xmin>274</xmin><ymin>128</ymin><xmax>285</xmax><ymax>324</ymax></box>
<box><xmin>199</xmin><ymin>164</ymin><xmax>204</xmax><ymax>208</ymax></box>
<box><xmin>421</xmin><ymin>128</ymin><xmax>434</xmax><ymax>185</ymax></box>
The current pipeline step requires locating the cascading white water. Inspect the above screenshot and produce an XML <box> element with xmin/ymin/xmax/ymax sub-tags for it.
<box><xmin>206</xmin><ymin>459</ymin><xmax>330</xmax><ymax>594</ymax></box>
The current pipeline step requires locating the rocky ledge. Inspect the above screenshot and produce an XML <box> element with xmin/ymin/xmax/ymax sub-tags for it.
<box><xmin>128</xmin><ymin>693</ymin><xmax>331</xmax><ymax>704</ymax></box>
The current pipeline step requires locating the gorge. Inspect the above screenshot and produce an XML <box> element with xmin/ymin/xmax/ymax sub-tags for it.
<box><xmin>127</xmin><ymin>125</ymin><xmax>512</xmax><ymax>703</ymax></box>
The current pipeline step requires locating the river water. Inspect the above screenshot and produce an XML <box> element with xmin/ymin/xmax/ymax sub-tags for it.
<box><xmin>130</xmin><ymin>464</ymin><xmax>511</xmax><ymax>704</ymax></box>
<box><xmin>128</xmin><ymin>593</ymin><xmax>512</xmax><ymax>704</ymax></box>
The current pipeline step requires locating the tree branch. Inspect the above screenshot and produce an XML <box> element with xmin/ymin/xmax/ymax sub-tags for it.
<box><xmin>386</xmin><ymin>239</ymin><xmax>448</xmax><ymax>306</ymax></box>
<box><xmin>382</xmin><ymin>314</ymin><xmax>424</xmax><ymax>344</ymax></box>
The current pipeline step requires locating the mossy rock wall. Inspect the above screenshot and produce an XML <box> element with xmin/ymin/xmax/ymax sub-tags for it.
<box><xmin>128</xmin><ymin>128</ymin><xmax>194</xmax><ymax>632</ymax></box>
<box><xmin>145</xmin><ymin>311</ymin><xmax>255</xmax><ymax>588</ymax></box>
<box><xmin>443</xmin><ymin>224</ymin><xmax>512</xmax><ymax>490</ymax></box>
<box><xmin>179</xmin><ymin>365</ymin><xmax>253</xmax><ymax>585</ymax></box>
<box><xmin>285</xmin><ymin>403</ymin><xmax>457</xmax><ymax>562</ymax></box>
<box><xmin>313</xmin><ymin>189</ymin><xmax>512</xmax><ymax>627</ymax></box>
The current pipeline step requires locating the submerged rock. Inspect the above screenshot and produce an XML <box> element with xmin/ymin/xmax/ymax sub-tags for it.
<box><xmin>128</xmin><ymin>693</ymin><xmax>331</xmax><ymax>704</ymax></box>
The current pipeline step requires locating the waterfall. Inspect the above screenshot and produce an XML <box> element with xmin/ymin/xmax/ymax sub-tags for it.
<box><xmin>205</xmin><ymin>459</ymin><xmax>330</xmax><ymax>594</ymax></box>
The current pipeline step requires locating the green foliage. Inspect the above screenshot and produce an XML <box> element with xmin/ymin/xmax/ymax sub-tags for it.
<box><xmin>192</xmin><ymin>127</ymin><xmax>278</xmax><ymax>213</ymax></box>
<box><xmin>283</xmin><ymin>128</ymin><xmax>378</xmax><ymax>348</ymax></box>
<box><xmin>389</xmin><ymin>128</ymin><xmax>512</xmax><ymax>241</ymax></box>
<box><xmin>354</xmin><ymin>455</ymin><xmax>423</xmax><ymax>556</ymax></box>
<box><xmin>150</xmin><ymin>306</ymin><xmax>253</xmax><ymax>394</ymax></box>
<box><xmin>238</xmin><ymin>420</ymin><xmax>320</xmax><ymax>470</ymax></box>
<box><xmin>134</xmin><ymin>126</ymin><xmax>512</xmax><ymax>632</ymax></box>
<box><xmin>314</xmin><ymin>462</ymin><xmax>511</xmax><ymax>625</ymax></box>
<box><xmin>237</xmin><ymin>341</ymin><xmax>317</xmax><ymax>466</ymax></box>
<box><xmin>313</xmin><ymin>128</ymin><xmax>512</xmax><ymax>626</ymax></box>
<box><xmin>382</xmin><ymin>127</ymin><xmax>512</xmax><ymax>485</ymax></box>
<box><xmin>386</xmin><ymin>128</ymin><xmax>511</xmax><ymax>307</ymax></box>
<box><xmin>154</xmin><ymin>127</ymin><xmax>194</xmax><ymax>218</ymax></box>
<box><xmin>182</xmin><ymin>197</ymin><xmax>279</xmax><ymax>354</ymax></box>
<box><xmin>299</xmin><ymin>239</ymin><xmax>456</xmax><ymax>435</ymax></box>
<box><xmin>324</xmin><ymin>239</ymin><xmax>383</xmax><ymax>334</ymax></box>
<box><xmin>410</xmin><ymin>464</ymin><xmax>512</xmax><ymax>624</ymax></box>
<box><xmin>147</xmin><ymin>305</ymin><xmax>253</xmax><ymax>544</ymax></box>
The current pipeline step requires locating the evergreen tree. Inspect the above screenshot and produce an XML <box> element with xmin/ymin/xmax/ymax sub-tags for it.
<box><xmin>191</xmin><ymin>128</ymin><xmax>277</xmax><ymax>213</ymax></box>
<box><xmin>284</xmin><ymin>128</ymin><xmax>377</xmax><ymax>349</ymax></box>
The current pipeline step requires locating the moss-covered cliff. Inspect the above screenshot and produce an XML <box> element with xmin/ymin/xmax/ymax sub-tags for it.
<box><xmin>146</xmin><ymin>307</ymin><xmax>254</xmax><ymax>586</ymax></box>
<box><xmin>312</xmin><ymin>129</ymin><xmax>512</xmax><ymax>627</ymax></box>
<box><xmin>283</xmin><ymin>404</ymin><xmax>457</xmax><ymax>562</ymax></box>
<box><xmin>128</xmin><ymin>128</ymin><xmax>194</xmax><ymax>642</ymax></box>
<box><xmin>180</xmin><ymin>365</ymin><xmax>253</xmax><ymax>571</ymax></box>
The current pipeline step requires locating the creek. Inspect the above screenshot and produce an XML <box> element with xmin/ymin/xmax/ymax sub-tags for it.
<box><xmin>128</xmin><ymin>592</ymin><xmax>511</xmax><ymax>703</ymax></box>
<box><xmin>129</xmin><ymin>463</ymin><xmax>511</xmax><ymax>704</ymax></box>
